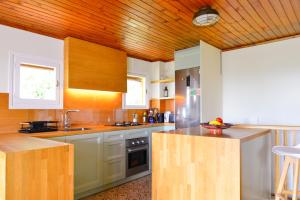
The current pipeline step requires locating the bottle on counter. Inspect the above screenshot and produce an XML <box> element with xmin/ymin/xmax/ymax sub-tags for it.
<box><xmin>148</xmin><ymin>116</ymin><xmax>154</xmax><ymax>123</ymax></box>
<box><xmin>164</xmin><ymin>86</ymin><xmax>169</xmax><ymax>97</ymax></box>
<box><xmin>142</xmin><ymin>112</ymin><xmax>147</xmax><ymax>123</ymax></box>
<box><xmin>132</xmin><ymin>113</ymin><xmax>138</xmax><ymax>123</ymax></box>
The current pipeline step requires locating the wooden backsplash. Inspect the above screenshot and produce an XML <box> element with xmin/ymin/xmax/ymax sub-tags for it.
<box><xmin>150</xmin><ymin>98</ymin><xmax>175</xmax><ymax>113</ymax></box>
<box><xmin>0</xmin><ymin>93</ymin><xmax>58</xmax><ymax>133</ymax></box>
<box><xmin>0</xmin><ymin>91</ymin><xmax>148</xmax><ymax>134</ymax></box>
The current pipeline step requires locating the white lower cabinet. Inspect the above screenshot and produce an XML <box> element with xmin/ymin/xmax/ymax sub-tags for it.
<box><xmin>103</xmin><ymin>131</ymin><xmax>126</xmax><ymax>185</ymax></box>
<box><xmin>103</xmin><ymin>140</ymin><xmax>125</xmax><ymax>161</ymax></box>
<box><xmin>103</xmin><ymin>158</ymin><xmax>125</xmax><ymax>184</ymax></box>
<box><xmin>66</xmin><ymin>133</ymin><xmax>103</xmax><ymax>194</ymax></box>
<box><xmin>66</xmin><ymin>127</ymin><xmax>171</xmax><ymax>198</ymax></box>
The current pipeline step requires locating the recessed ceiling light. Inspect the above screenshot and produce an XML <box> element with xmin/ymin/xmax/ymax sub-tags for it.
<box><xmin>192</xmin><ymin>6</ymin><xmax>220</xmax><ymax>27</ymax></box>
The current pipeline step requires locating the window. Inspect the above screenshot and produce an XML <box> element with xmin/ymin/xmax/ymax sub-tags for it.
<box><xmin>9</xmin><ymin>53</ymin><xmax>63</xmax><ymax>109</ymax></box>
<box><xmin>123</xmin><ymin>74</ymin><xmax>147</xmax><ymax>109</ymax></box>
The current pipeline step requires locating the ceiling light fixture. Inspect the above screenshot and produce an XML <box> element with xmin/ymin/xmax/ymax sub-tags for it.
<box><xmin>192</xmin><ymin>6</ymin><xmax>220</xmax><ymax>27</ymax></box>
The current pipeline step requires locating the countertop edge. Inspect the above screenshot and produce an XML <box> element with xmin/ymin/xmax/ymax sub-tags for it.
<box><xmin>0</xmin><ymin>134</ymin><xmax>73</xmax><ymax>154</ymax></box>
<box><xmin>239</xmin><ymin>128</ymin><xmax>271</xmax><ymax>143</ymax></box>
<box><xmin>0</xmin><ymin>123</ymin><xmax>174</xmax><ymax>153</ymax></box>
<box><xmin>152</xmin><ymin>127</ymin><xmax>271</xmax><ymax>142</ymax></box>
<box><xmin>28</xmin><ymin>123</ymin><xmax>175</xmax><ymax>138</ymax></box>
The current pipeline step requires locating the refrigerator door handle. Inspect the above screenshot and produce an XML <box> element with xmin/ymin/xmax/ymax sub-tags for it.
<box><xmin>186</xmin><ymin>75</ymin><xmax>190</xmax><ymax>87</ymax></box>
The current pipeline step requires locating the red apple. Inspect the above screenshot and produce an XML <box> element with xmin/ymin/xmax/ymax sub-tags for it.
<box><xmin>216</xmin><ymin>117</ymin><xmax>223</xmax><ymax>123</ymax></box>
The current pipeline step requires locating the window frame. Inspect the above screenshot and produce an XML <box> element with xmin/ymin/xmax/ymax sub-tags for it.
<box><xmin>9</xmin><ymin>52</ymin><xmax>64</xmax><ymax>109</ymax></box>
<box><xmin>122</xmin><ymin>73</ymin><xmax>147</xmax><ymax>109</ymax></box>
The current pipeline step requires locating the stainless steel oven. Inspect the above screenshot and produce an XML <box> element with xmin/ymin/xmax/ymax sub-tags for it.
<box><xmin>126</xmin><ymin>137</ymin><xmax>149</xmax><ymax>177</ymax></box>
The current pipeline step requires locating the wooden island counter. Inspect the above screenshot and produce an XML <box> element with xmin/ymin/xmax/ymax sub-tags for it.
<box><xmin>152</xmin><ymin>127</ymin><xmax>272</xmax><ymax>200</ymax></box>
<box><xmin>0</xmin><ymin>134</ymin><xmax>74</xmax><ymax>200</ymax></box>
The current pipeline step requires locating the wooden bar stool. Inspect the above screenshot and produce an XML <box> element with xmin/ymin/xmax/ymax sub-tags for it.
<box><xmin>273</xmin><ymin>145</ymin><xmax>300</xmax><ymax>200</ymax></box>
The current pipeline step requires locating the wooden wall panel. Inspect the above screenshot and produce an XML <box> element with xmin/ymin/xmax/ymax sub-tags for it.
<box><xmin>150</xmin><ymin>99</ymin><xmax>160</xmax><ymax>109</ymax></box>
<box><xmin>150</xmin><ymin>98</ymin><xmax>175</xmax><ymax>113</ymax></box>
<box><xmin>0</xmin><ymin>0</ymin><xmax>299</xmax><ymax>61</ymax></box>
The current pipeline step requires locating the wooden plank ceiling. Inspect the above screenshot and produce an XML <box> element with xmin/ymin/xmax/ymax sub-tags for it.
<box><xmin>0</xmin><ymin>0</ymin><xmax>300</xmax><ymax>61</ymax></box>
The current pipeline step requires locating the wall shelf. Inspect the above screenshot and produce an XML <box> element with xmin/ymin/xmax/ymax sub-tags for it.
<box><xmin>160</xmin><ymin>97</ymin><xmax>175</xmax><ymax>100</ymax></box>
<box><xmin>150</xmin><ymin>78</ymin><xmax>175</xmax><ymax>84</ymax></box>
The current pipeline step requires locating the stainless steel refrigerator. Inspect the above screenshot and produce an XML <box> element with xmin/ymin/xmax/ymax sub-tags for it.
<box><xmin>175</xmin><ymin>67</ymin><xmax>201</xmax><ymax>129</ymax></box>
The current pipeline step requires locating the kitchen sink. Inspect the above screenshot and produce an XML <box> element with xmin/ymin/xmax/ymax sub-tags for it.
<box><xmin>62</xmin><ymin>127</ymin><xmax>92</xmax><ymax>132</ymax></box>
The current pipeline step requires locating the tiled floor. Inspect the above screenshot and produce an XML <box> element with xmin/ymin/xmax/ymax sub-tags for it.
<box><xmin>82</xmin><ymin>175</ymin><xmax>275</xmax><ymax>200</ymax></box>
<box><xmin>81</xmin><ymin>176</ymin><xmax>151</xmax><ymax>200</ymax></box>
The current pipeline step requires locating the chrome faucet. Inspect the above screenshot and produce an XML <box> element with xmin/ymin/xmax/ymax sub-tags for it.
<box><xmin>63</xmin><ymin>110</ymin><xmax>80</xmax><ymax>129</ymax></box>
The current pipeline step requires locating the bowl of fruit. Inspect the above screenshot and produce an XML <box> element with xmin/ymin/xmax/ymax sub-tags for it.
<box><xmin>200</xmin><ymin>117</ymin><xmax>232</xmax><ymax>135</ymax></box>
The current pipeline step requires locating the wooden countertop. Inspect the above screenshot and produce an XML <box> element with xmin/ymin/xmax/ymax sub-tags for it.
<box><xmin>26</xmin><ymin>123</ymin><xmax>174</xmax><ymax>138</ymax></box>
<box><xmin>155</xmin><ymin>126</ymin><xmax>270</xmax><ymax>142</ymax></box>
<box><xmin>0</xmin><ymin>136</ymin><xmax>74</xmax><ymax>199</ymax></box>
<box><xmin>0</xmin><ymin>123</ymin><xmax>174</xmax><ymax>153</ymax></box>
<box><xmin>0</xmin><ymin>133</ymin><xmax>70</xmax><ymax>153</ymax></box>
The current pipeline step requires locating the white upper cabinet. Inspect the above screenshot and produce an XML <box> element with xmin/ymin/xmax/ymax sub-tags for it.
<box><xmin>174</xmin><ymin>46</ymin><xmax>200</xmax><ymax>70</ymax></box>
<box><xmin>160</xmin><ymin>61</ymin><xmax>175</xmax><ymax>80</ymax></box>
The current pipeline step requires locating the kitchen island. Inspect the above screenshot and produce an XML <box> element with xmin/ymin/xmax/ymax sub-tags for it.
<box><xmin>0</xmin><ymin>133</ymin><xmax>74</xmax><ymax>200</ymax></box>
<box><xmin>152</xmin><ymin>127</ymin><xmax>271</xmax><ymax>200</ymax></box>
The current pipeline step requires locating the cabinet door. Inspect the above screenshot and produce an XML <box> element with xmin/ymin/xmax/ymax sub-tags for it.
<box><xmin>66</xmin><ymin>133</ymin><xmax>103</xmax><ymax>194</ymax></box>
<box><xmin>103</xmin><ymin>140</ymin><xmax>125</xmax><ymax>161</ymax></box>
<box><xmin>103</xmin><ymin>131</ymin><xmax>126</xmax><ymax>185</ymax></box>
<box><xmin>103</xmin><ymin>131</ymin><xmax>125</xmax><ymax>142</ymax></box>
<box><xmin>103</xmin><ymin>159</ymin><xmax>125</xmax><ymax>185</ymax></box>
<box><xmin>65</xmin><ymin>37</ymin><xmax>127</xmax><ymax>92</ymax></box>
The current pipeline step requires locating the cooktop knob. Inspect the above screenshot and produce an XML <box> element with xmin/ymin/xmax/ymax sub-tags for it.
<box><xmin>136</xmin><ymin>141</ymin><xmax>140</xmax><ymax>144</ymax></box>
<box><xmin>141</xmin><ymin>140</ymin><xmax>144</xmax><ymax>143</ymax></box>
<box><xmin>131</xmin><ymin>141</ymin><xmax>135</xmax><ymax>145</ymax></box>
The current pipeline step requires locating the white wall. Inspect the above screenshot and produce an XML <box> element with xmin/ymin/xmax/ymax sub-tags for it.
<box><xmin>222</xmin><ymin>37</ymin><xmax>300</xmax><ymax>125</ymax></box>
<box><xmin>0</xmin><ymin>25</ymin><xmax>64</xmax><ymax>93</ymax></box>
<box><xmin>200</xmin><ymin>41</ymin><xmax>222</xmax><ymax>122</ymax></box>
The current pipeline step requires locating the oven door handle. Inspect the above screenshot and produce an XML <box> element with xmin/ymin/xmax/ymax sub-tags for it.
<box><xmin>127</xmin><ymin>146</ymin><xmax>147</xmax><ymax>153</ymax></box>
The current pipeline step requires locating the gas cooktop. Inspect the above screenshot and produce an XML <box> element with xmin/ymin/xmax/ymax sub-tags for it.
<box><xmin>110</xmin><ymin>122</ymin><xmax>143</xmax><ymax>127</ymax></box>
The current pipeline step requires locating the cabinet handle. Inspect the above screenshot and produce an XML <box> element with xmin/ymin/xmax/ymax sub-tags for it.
<box><xmin>127</xmin><ymin>146</ymin><xmax>148</xmax><ymax>153</ymax></box>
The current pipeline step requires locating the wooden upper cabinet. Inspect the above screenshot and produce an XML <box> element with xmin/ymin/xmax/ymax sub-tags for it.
<box><xmin>64</xmin><ymin>37</ymin><xmax>127</xmax><ymax>92</ymax></box>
